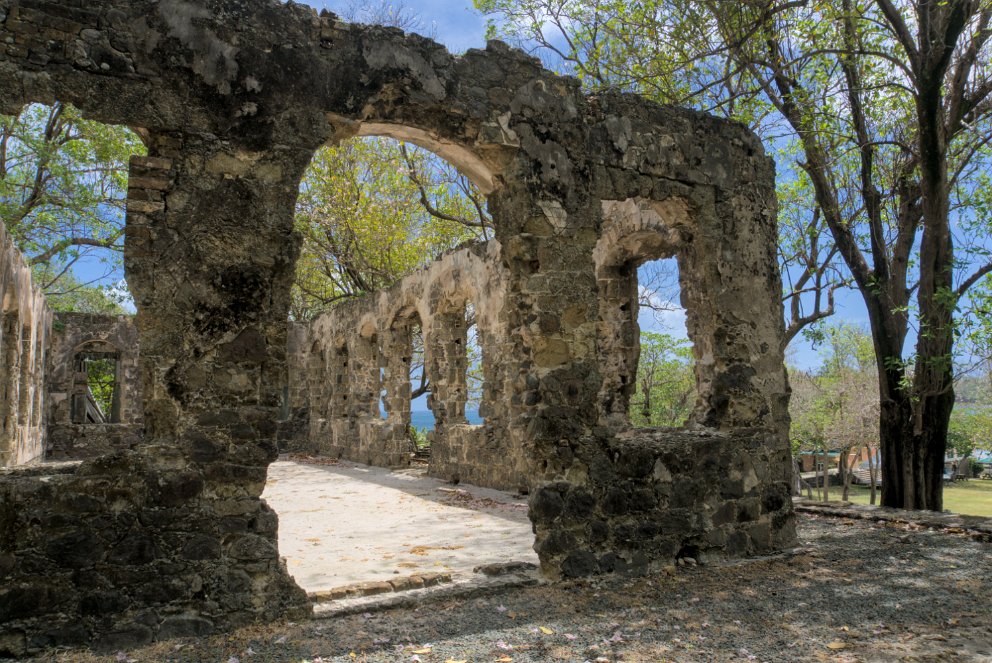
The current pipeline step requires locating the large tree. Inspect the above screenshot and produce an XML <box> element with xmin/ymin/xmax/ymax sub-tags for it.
<box><xmin>292</xmin><ymin>137</ymin><xmax>489</xmax><ymax>320</ymax></box>
<box><xmin>477</xmin><ymin>0</ymin><xmax>992</xmax><ymax>510</ymax></box>
<box><xmin>629</xmin><ymin>331</ymin><xmax>695</xmax><ymax>427</ymax></box>
<box><xmin>791</xmin><ymin>324</ymin><xmax>880</xmax><ymax>501</ymax></box>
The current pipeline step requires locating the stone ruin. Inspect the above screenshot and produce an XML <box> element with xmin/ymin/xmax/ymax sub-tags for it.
<box><xmin>0</xmin><ymin>0</ymin><xmax>796</xmax><ymax>655</ymax></box>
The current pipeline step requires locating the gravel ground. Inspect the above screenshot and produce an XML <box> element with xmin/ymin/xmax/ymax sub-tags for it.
<box><xmin>38</xmin><ymin>513</ymin><xmax>992</xmax><ymax>662</ymax></box>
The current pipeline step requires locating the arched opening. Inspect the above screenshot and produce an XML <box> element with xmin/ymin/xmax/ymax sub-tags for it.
<box><xmin>266</xmin><ymin>130</ymin><xmax>535</xmax><ymax>602</ymax></box>
<box><xmin>289</xmin><ymin>134</ymin><xmax>491</xmax><ymax>320</ymax></box>
<box><xmin>69</xmin><ymin>341</ymin><xmax>122</xmax><ymax>424</ymax></box>
<box><xmin>465</xmin><ymin>302</ymin><xmax>486</xmax><ymax>425</ymax></box>
<box><xmin>0</xmin><ymin>101</ymin><xmax>145</xmax><ymax>313</ymax></box>
<box><xmin>630</xmin><ymin>257</ymin><xmax>693</xmax><ymax>427</ymax></box>
<box><xmin>595</xmin><ymin>198</ymin><xmax>696</xmax><ymax>428</ymax></box>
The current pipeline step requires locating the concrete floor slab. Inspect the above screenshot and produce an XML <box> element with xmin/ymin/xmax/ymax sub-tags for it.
<box><xmin>262</xmin><ymin>458</ymin><xmax>539</xmax><ymax>593</ymax></box>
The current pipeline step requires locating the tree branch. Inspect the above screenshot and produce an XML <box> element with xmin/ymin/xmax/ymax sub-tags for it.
<box><xmin>29</xmin><ymin>234</ymin><xmax>123</xmax><ymax>266</ymax></box>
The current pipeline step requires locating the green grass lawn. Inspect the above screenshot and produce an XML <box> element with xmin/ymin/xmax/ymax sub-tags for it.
<box><xmin>819</xmin><ymin>479</ymin><xmax>992</xmax><ymax>517</ymax></box>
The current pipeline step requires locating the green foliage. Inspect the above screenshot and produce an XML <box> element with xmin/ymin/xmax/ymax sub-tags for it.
<box><xmin>947</xmin><ymin>406</ymin><xmax>992</xmax><ymax>457</ymax></box>
<box><xmin>790</xmin><ymin>323</ymin><xmax>879</xmax><ymax>455</ymax></box>
<box><xmin>84</xmin><ymin>356</ymin><xmax>116</xmax><ymax>418</ymax></box>
<box><xmin>292</xmin><ymin>137</ymin><xmax>488</xmax><ymax>320</ymax></box>
<box><xmin>0</xmin><ymin>102</ymin><xmax>146</xmax><ymax>293</ymax></box>
<box><xmin>34</xmin><ymin>267</ymin><xmax>127</xmax><ymax>314</ymax></box>
<box><xmin>408</xmin><ymin>425</ymin><xmax>430</xmax><ymax>450</ymax></box>
<box><xmin>629</xmin><ymin>331</ymin><xmax>694</xmax><ymax>427</ymax></box>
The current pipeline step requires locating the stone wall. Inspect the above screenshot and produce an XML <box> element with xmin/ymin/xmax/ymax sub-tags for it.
<box><xmin>307</xmin><ymin>240</ymin><xmax>521</xmax><ymax>490</ymax></box>
<box><xmin>0</xmin><ymin>221</ymin><xmax>51</xmax><ymax>468</ymax></box>
<box><xmin>0</xmin><ymin>457</ymin><xmax>308</xmax><ymax>655</ymax></box>
<box><xmin>277</xmin><ymin>322</ymin><xmax>311</xmax><ymax>452</ymax></box>
<box><xmin>0</xmin><ymin>0</ymin><xmax>795</xmax><ymax>654</ymax></box>
<box><xmin>45</xmin><ymin>313</ymin><xmax>143</xmax><ymax>460</ymax></box>
<box><xmin>530</xmin><ymin>428</ymin><xmax>795</xmax><ymax>577</ymax></box>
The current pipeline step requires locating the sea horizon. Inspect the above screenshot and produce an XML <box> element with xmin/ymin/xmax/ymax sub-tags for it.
<box><xmin>410</xmin><ymin>409</ymin><xmax>482</xmax><ymax>431</ymax></box>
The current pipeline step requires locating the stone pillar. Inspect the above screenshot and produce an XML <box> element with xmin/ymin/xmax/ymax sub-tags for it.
<box><xmin>594</xmin><ymin>260</ymin><xmax>640</xmax><ymax>424</ymax></box>
<box><xmin>0</xmin><ymin>311</ymin><xmax>21</xmax><ymax>465</ymax></box>
<box><xmin>677</xmin><ymin>185</ymin><xmax>787</xmax><ymax>435</ymax></box>
<box><xmin>305</xmin><ymin>341</ymin><xmax>328</xmax><ymax>451</ymax></box>
<box><xmin>380</xmin><ymin>322</ymin><xmax>412</xmax><ymax>426</ymax></box>
<box><xmin>427</xmin><ymin>306</ymin><xmax>468</xmax><ymax>426</ymax></box>
<box><xmin>121</xmin><ymin>133</ymin><xmax>315</xmax><ymax>629</ymax></box>
<box><xmin>490</xmin><ymin>185</ymin><xmax>603</xmax><ymax>485</ymax></box>
<box><xmin>349</xmin><ymin>331</ymin><xmax>380</xmax><ymax>419</ymax></box>
<box><xmin>328</xmin><ymin>343</ymin><xmax>350</xmax><ymax>419</ymax></box>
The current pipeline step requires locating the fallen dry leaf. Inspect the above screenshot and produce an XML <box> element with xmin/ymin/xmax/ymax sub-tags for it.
<box><xmin>539</xmin><ymin>626</ymin><xmax>554</xmax><ymax>635</ymax></box>
<box><xmin>826</xmin><ymin>641</ymin><xmax>848</xmax><ymax>650</ymax></box>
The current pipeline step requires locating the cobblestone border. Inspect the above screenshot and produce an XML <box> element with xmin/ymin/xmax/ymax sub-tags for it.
<box><xmin>308</xmin><ymin>572</ymin><xmax>453</xmax><ymax>602</ymax></box>
<box><xmin>312</xmin><ymin>572</ymin><xmax>542</xmax><ymax>619</ymax></box>
<box><xmin>793</xmin><ymin>497</ymin><xmax>992</xmax><ymax>542</ymax></box>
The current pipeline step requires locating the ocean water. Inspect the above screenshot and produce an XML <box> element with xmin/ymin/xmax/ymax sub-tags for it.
<box><xmin>410</xmin><ymin>409</ymin><xmax>482</xmax><ymax>431</ymax></box>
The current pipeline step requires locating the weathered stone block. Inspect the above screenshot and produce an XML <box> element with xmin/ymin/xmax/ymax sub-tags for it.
<box><xmin>157</xmin><ymin>615</ymin><xmax>215</xmax><ymax>639</ymax></box>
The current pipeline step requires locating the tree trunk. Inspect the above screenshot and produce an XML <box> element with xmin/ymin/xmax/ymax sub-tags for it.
<box><xmin>872</xmin><ymin>49</ymin><xmax>957</xmax><ymax>512</ymax></box>
<box><xmin>879</xmin><ymin>386</ymin><xmax>952</xmax><ymax>511</ymax></box>
<box><xmin>640</xmin><ymin>377</ymin><xmax>651</xmax><ymax>423</ymax></box>
<box><xmin>840</xmin><ymin>447</ymin><xmax>851</xmax><ymax>501</ymax></box>
<box><xmin>821</xmin><ymin>447</ymin><xmax>830</xmax><ymax>501</ymax></box>
<box><xmin>867</xmin><ymin>442</ymin><xmax>877</xmax><ymax>505</ymax></box>
<box><xmin>792</xmin><ymin>456</ymin><xmax>802</xmax><ymax>495</ymax></box>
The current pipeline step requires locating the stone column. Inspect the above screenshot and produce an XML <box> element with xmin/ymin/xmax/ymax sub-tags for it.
<box><xmin>328</xmin><ymin>342</ymin><xmax>350</xmax><ymax>420</ymax></box>
<box><xmin>427</xmin><ymin>307</ymin><xmax>468</xmax><ymax>426</ymax></box>
<box><xmin>122</xmin><ymin>133</ymin><xmax>315</xmax><ymax>626</ymax></box>
<box><xmin>348</xmin><ymin>332</ymin><xmax>380</xmax><ymax>419</ymax></box>
<box><xmin>380</xmin><ymin>323</ymin><xmax>412</xmax><ymax>426</ymax></box>
<box><xmin>489</xmin><ymin>184</ymin><xmax>603</xmax><ymax>485</ymax></box>
<box><xmin>0</xmin><ymin>312</ymin><xmax>21</xmax><ymax>464</ymax></box>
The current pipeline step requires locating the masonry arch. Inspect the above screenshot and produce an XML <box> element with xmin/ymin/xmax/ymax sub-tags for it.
<box><xmin>354</xmin><ymin>123</ymin><xmax>503</xmax><ymax>195</ymax></box>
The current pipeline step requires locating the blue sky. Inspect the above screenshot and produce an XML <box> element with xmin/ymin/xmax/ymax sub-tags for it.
<box><xmin>305</xmin><ymin>0</ymin><xmax>491</xmax><ymax>53</ymax></box>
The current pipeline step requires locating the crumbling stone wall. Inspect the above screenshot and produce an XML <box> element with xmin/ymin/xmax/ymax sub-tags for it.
<box><xmin>277</xmin><ymin>321</ymin><xmax>311</xmax><ymax>450</ymax></box>
<box><xmin>0</xmin><ymin>222</ymin><xmax>51</xmax><ymax>468</ymax></box>
<box><xmin>307</xmin><ymin>240</ymin><xmax>520</xmax><ymax>490</ymax></box>
<box><xmin>45</xmin><ymin>313</ymin><xmax>142</xmax><ymax>460</ymax></box>
<box><xmin>0</xmin><ymin>0</ymin><xmax>794</xmax><ymax>654</ymax></box>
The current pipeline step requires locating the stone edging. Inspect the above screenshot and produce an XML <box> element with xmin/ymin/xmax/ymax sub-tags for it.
<box><xmin>793</xmin><ymin>498</ymin><xmax>992</xmax><ymax>542</ymax></box>
<box><xmin>312</xmin><ymin>572</ymin><xmax>543</xmax><ymax>619</ymax></box>
<box><xmin>308</xmin><ymin>572</ymin><xmax>452</xmax><ymax>602</ymax></box>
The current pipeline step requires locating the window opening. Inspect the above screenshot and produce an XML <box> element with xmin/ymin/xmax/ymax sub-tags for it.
<box><xmin>629</xmin><ymin>257</ymin><xmax>693</xmax><ymax>427</ymax></box>
<box><xmin>71</xmin><ymin>348</ymin><xmax>121</xmax><ymax>424</ymax></box>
